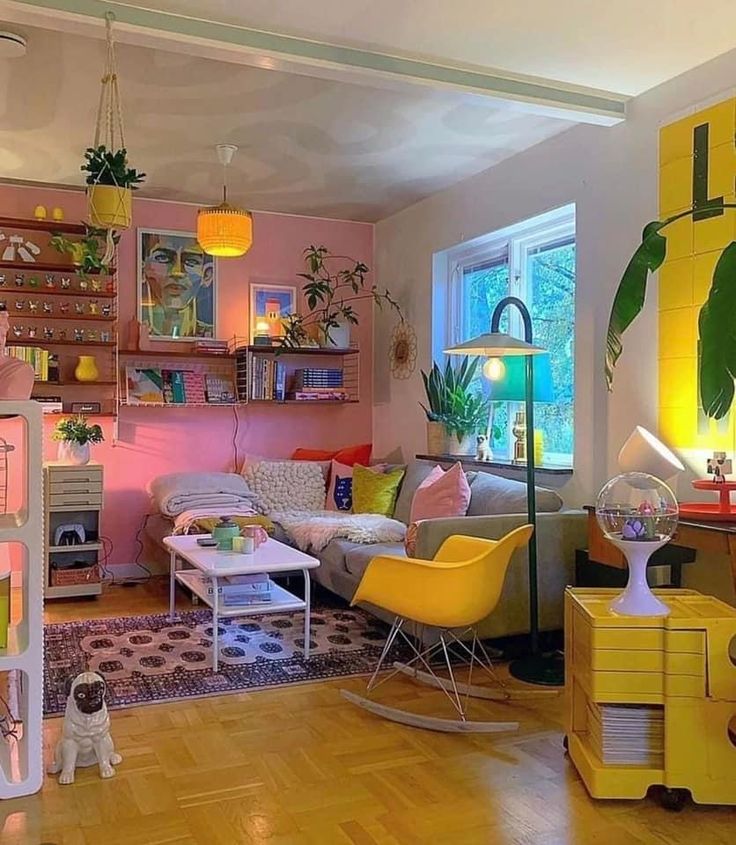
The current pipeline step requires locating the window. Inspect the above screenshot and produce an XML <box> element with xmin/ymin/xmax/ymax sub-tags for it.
<box><xmin>435</xmin><ymin>205</ymin><xmax>575</xmax><ymax>466</ymax></box>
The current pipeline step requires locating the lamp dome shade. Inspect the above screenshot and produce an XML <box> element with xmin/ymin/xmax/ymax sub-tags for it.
<box><xmin>444</xmin><ymin>332</ymin><xmax>545</xmax><ymax>356</ymax></box>
<box><xmin>618</xmin><ymin>426</ymin><xmax>684</xmax><ymax>480</ymax></box>
<box><xmin>486</xmin><ymin>353</ymin><xmax>555</xmax><ymax>402</ymax></box>
<box><xmin>197</xmin><ymin>202</ymin><xmax>253</xmax><ymax>257</ymax></box>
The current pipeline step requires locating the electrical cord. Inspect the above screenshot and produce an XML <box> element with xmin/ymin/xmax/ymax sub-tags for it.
<box><xmin>0</xmin><ymin>694</ymin><xmax>19</xmax><ymax>742</ymax></box>
<box><xmin>232</xmin><ymin>404</ymin><xmax>241</xmax><ymax>471</ymax></box>
<box><xmin>98</xmin><ymin>518</ymin><xmax>152</xmax><ymax>587</ymax></box>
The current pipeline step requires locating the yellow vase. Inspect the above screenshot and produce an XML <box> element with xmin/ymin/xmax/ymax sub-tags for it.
<box><xmin>74</xmin><ymin>355</ymin><xmax>99</xmax><ymax>382</ymax></box>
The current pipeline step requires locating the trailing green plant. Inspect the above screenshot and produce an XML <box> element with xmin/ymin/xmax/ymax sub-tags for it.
<box><xmin>280</xmin><ymin>245</ymin><xmax>403</xmax><ymax>348</ymax></box>
<box><xmin>606</xmin><ymin>199</ymin><xmax>736</xmax><ymax>419</ymax></box>
<box><xmin>49</xmin><ymin>225</ymin><xmax>120</xmax><ymax>277</ymax></box>
<box><xmin>51</xmin><ymin>416</ymin><xmax>104</xmax><ymax>446</ymax></box>
<box><xmin>82</xmin><ymin>145</ymin><xmax>145</xmax><ymax>189</ymax></box>
<box><xmin>420</xmin><ymin>357</ymin><xmax>495</xmax><ymax>440</ymax></box>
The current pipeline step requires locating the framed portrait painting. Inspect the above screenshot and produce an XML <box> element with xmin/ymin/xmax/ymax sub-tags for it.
<box><xmin>138</xmin><ymin>229</ymin><xmax>216</xmax><ymax>340</ymax></box>
<box><xmin>250</xmin><ymin>283</ymin><xmax>297</xmax><ymax>343</ymax></box>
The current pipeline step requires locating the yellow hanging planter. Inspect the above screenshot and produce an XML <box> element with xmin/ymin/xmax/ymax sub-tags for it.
<box><xmin>87</xmin><ymin>184</ymin><xmax>132</xmax><ymax>230</ymax></box>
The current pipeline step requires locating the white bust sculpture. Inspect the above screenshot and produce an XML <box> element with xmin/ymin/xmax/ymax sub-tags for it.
<box><xmin>0</xmin><ymin>310</ymin><xmax>34</xmax><ymax>400</ymax></box>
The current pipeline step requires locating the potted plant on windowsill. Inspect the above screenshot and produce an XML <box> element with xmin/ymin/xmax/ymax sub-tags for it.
<box><xmin>280</xmin><ymin>245</ymin><xmax>403</xmax><ymax>348</ymax></box>
<box><xmin>82</xmin><ymin>145</ymin><xmax>145</xmax><ymax>230</ymax></box>
<box><xmin>420</xmin><ymin>357</ymin><xmax>491</xmax><ymax>455</ymax></box>
<box><xmin>52</xmin><ymin>416</ymin><xmax>104</xmax><ymax>466</ymax></box>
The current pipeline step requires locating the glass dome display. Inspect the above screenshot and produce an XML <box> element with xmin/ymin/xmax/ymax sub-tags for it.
<box><xmin>596</xmin><ymin>472</ymin><xmax>678</xmax><ymax>544</ymax></box>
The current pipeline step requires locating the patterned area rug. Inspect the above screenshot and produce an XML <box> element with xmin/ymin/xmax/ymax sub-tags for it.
<box><xmin>44</xmin><ymin>603</ymin><xmax>400</xmax><ymax>716</ymax></box>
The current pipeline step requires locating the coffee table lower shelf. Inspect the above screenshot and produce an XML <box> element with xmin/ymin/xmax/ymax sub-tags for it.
<box><xmin>175</xmin><ymin>569</ymin><xmax>306</xmax><ymax>617</ymax></box>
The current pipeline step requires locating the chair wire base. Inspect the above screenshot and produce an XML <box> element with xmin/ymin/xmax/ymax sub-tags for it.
<box><xmin>341</xmin><ymin>617</ymin><xmax>558</xmax><ymax>733</ymax></box>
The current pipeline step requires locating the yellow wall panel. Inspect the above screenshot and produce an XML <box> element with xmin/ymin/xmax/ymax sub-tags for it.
<box><xmin>660</xmin><ymin>157</ymin><xmax>693</xmax><ymax>215</ymax></box>
<box><xmin>658</xmin><ymin>97</ymin><xmax>736</xmax><ymax>451</ymax></box>
<box><xmin>659</xmin><ymin>308</ymin><xmax>695</xmax><ymax>358</ymax></box>
<box><xmin>693</xmin><ymin>251</ymin><xmax>720</xmax><ymax>305</ymax></box>
<box><xmin>659</xmin><ymin>258</ymin><xmax>693</xmax><ymax>309</ymax></box>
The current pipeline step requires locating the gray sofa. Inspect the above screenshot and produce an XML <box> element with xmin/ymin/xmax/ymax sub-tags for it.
<box><xmin>310</xmin><ymin>459</ymin><xmax>587</xmax><ymax>639</ymax></box>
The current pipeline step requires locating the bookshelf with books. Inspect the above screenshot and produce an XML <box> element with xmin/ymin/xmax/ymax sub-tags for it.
<box><xmin>235</xmin><ymin>344</ymin><xmax>360</xmax><ymax>405</ymax></box>
<box><xmin>0</xmin><ymin>216</ymin><xmax>118</xmax><ymax>416</ymax></box>
<box><xmin>120</xmin><ymin>357</ymin><xmax>238</xmax><ymax>408</ymax></box>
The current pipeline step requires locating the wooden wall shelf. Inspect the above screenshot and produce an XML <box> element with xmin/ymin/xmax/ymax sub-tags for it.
<box><xmin>0</xmin><ymin>216</ymin><xmax>86</xmax><ymax>235</ymax></box>
<box><xmin>16</xmin><ymin>313</ymin><xmax>116</xmax><ymax>323</ymax></box>
<box><xmin>9</xmin><ymin>338</ymin><xmax>116</xmax><ymax>348</ymax></box>
<box><xmin>0</xmin><ymin>261</ymin><xmax>115</xmax><ymax>274</ymax></box>
<box><xmin>119</xmin><ymin>348</ymin><xmax>235</xmax><ymax>360</ymax></box>
<box><xmin>2</xmin><ymin>287</ymin><xmax>117</xmax><ymax>299</ymax></box>
<box><xmin>244</xmin><ymin>345</ymin><xmax>359</xmax><ymax>356</ymax></box>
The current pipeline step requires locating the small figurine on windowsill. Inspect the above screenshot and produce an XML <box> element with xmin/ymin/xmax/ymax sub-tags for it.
<box><xmin>707</xmin><ymin>452</ymin><xmax>732</xmax><ymax>484</ymax></box>
<box><xmin>475</xmin><ymin>434</ymin><xmax>492</xmax><ymax>462</ymax></box>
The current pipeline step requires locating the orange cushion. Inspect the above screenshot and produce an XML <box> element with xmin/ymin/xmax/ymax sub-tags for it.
<box><xmin>292</xmin><ymin>443</ymin><xmax>372</xmax><ymax>467</ymax></box>
<box><xmin>291</xmin><ymin>447</ymin><xmax>336</xmax><ymax>461</ymax></box>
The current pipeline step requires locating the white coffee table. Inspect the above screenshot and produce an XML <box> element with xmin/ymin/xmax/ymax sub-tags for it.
<box><xmin>164</xmin><ymin>534</ymin><xmax>320</xmax><ymax>671</ymax></box>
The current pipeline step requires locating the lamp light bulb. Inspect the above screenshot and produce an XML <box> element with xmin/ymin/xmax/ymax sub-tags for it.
<box><xmin>483</xmin><ymin>357</ymin><xmax>505</xmax><ymax>381</ymax></box>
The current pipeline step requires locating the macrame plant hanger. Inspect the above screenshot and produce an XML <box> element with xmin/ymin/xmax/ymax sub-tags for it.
<box><xmin>89</xmin><ymin>11</ymin><xmax>129</xmax><ymax>264</ymax></box>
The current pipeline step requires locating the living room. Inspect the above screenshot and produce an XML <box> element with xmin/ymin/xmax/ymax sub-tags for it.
<box><xmin>2</xmin><ymin>2</ymin><xmax>736</xmax><ymax>843</ymax></box>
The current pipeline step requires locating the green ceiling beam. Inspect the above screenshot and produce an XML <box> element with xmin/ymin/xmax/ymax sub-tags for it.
<box><xmin>7</xmin><ymin>0</ymin><xmax>627</xmax><ymax>125</ymax></box>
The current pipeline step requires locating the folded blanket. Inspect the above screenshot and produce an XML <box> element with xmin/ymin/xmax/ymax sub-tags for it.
<box><xmin>272</xmin><ymin>510</ymin><xmax>406</xmax><ymax>553</ymax></box>
<box><xmin>172</xmin><ymin>505</ymin><xmax>263</xmax><ymax>534</ymax></box>
<box><xmin>149</xmin><ymin>472</ymin><xmax>256</xmax><ymax>518</ymax></box>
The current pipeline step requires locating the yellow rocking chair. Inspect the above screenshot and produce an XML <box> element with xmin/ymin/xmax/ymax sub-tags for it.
<box><xmin>341</xmin><ymin>526</ymin><xmax>557</xmax><ymax>732</ymax></box>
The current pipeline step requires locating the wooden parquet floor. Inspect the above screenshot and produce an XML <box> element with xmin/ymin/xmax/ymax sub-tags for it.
<box><xmin>2</xmin><ymin>578</ymin><xmax>735</xmax><ymax>844</ymax></box>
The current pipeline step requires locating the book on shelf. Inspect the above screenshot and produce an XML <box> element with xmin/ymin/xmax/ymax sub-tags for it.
<box><xmin>181</xmin><ymin>371</ymin><xmax>206</xmax><ymax>403</ymax></box>
<box><xmin>289</xmin><ymin>391</ymin><xmax>349</xmax><ymax>401</ymax></box>
<box><xmin>248</xmin><ymin>356</ymin><xmax>287</xmax><ymax>400</ymax></box>
<box><xmin>205</xmin><ymin>373</ymin><xmax>237</xmax><ymax>404</ymax></box>
<box><xmin>194</xmin><ymin>339</ymin><xmax>229</xmax><ymax>354</ymax></box>
<box><xmin>126</xmin><ymin>367</ymin><xmax>164</xmax><ymax>404</ymax></box>
<box><xmin>294</xmin><ymin>368</ymin><xmax>343</xmax><ymax>388</ymax></box>
<box><xmin>162</xmin><ymin>369</ymin><xmax>186</xmax><ymax>404</ymax></box>
<box><xmin>6</xmin><ymin>345</ymin><xmax>49</xmax><ymax>380</ymax></box>
<box><xmin>189</xmin><ymin>572</ymin><xmax>273</xmax><ymax>606</ymax></box>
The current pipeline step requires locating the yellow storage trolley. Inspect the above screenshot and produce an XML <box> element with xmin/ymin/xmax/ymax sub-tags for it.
<box><xmin>565</xmin><ymin>588</ymin><xmax>736</xmax><ymax>810</ymax></box>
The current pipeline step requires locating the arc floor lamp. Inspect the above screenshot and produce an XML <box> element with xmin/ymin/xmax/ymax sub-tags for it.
<box><xmin>445</xmin><ymin>295</ymin><xmax>562</xmax><ymax>686</ymax></box>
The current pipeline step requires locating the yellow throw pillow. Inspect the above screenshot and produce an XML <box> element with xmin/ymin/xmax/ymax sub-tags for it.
<box><xmin>352</xmin><ymin>465</ymin><xmax>405</xmax><ymax>517</ymax></box>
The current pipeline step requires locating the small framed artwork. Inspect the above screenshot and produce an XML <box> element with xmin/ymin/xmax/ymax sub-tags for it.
<box><xmin>138</xmin><ymin>229</ymin><xmax>216</xmax><ymax>341</ymax></box>
<box><xmin>250</xmin><ymin>283</ymin><xmax>297</xmax><ymax>344</ymax></box>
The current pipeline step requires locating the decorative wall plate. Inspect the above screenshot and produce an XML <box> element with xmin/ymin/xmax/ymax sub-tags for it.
<box><xmin>389</xmin><ymin>320</ymin><xmax>417</xmax><ymax>380</ymax></box>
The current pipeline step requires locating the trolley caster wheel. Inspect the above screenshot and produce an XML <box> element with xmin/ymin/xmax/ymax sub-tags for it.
<box><xmin>562</xmin><ymin>734</ymin><xmax>569</xmax><ymax>753</ymax></box>
<box><xmin>658</xmin><ymin>787</ymin><xmax>688</xmax><ymax>812</ymax></box>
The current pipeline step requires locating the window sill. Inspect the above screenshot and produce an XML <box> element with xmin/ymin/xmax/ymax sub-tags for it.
<box><xmin>415</xmin><ymin>453</ymin><xmax>574</xmax><ymax>476</ymax></box>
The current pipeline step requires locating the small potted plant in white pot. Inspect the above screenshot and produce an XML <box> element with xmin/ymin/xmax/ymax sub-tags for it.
<box><xmin>52</xmin><ymin>416</ymin><xmax>104</xmax><ymax>466</ymax></box>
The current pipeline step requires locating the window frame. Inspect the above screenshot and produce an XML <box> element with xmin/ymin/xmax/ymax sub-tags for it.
<box><xmin>439</xmin><ymin>206</ymin><xmax>576</xmax><ymax>466</ymax></box>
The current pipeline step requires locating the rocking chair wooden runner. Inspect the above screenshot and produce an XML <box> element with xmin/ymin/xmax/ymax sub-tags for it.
<box><xmin>341</xmin><ymin>526</ymin><xmax>557</xmax><ymax>732</ymax></box>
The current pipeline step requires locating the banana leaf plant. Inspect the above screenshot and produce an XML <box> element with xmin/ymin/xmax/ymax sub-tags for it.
<box><xmin>606</xmin><ymin>199</ymin><xmax>736</xmax><ymax>419</ymax></box>
<box><xmin>420</xmin><ymin>357</ymin><xmax>494</xmax><ymax>439</ymax></box>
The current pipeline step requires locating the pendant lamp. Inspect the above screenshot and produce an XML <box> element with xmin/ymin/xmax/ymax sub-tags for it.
<box><xmin>197</xmin><ymin>144</ymin><xmax>253</xmax><ymax>258</ymax></box>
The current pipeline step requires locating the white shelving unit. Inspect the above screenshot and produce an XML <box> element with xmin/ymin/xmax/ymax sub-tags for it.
<box><xmin>0</xmin><ymin>401</ymin><xmax>44</xmax><ymax>799</ymax></box>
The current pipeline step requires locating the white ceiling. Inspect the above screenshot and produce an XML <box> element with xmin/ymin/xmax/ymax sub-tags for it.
<box><xmin>0</xmin><ymin>24</ymin><xmax>570</xmax><ymax>221</ymax></box>
<box><xmin>112</xmin><ymin>0</ymin><xmax>736</xmax><ymax>96</ymax></box>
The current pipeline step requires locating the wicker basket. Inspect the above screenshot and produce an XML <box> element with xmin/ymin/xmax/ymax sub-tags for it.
<box><xmin>50</xmin><ymin>565</ymin><xmax>100</xmax><ymax>587</ymax></box>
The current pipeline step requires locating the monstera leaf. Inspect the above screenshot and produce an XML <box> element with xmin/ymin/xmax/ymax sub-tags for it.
<box><xmin>605</xmin><ymin>221</ymin><xmax>667</xmax><ymax>389</ymax></box>
<box><xmin>699</xmin><ymin>242</ymin><xmax>736</xmax><ymax>419</ymax></box>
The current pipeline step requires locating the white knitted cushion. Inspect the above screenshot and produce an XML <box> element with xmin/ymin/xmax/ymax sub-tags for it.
<box><xmin>243</xmin><ymin>460</ymin><xmax>325</xmax><ymax>514</ymax></box>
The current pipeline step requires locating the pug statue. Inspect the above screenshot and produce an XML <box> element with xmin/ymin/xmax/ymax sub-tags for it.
<box><xmin>48</xmin><ymin>671</ymin><xmax>121</xmax><ymax>784</ymax></box>
<box><xmin>476</xmin><ymin>434</ymin><xmax>492</xmax><ymax>462</ymax></box>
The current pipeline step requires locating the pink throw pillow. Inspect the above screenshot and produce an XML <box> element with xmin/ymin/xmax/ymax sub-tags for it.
<box><xmin>409</xmin><ymin>462</ymin><xmax>471</xmax><ymax>523</ymax></box>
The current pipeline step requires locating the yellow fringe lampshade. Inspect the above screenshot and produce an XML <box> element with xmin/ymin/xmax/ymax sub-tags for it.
<box><xmin>197</xmin><ymin>202</ymin><xmax>253</xmax><ymax>257</ymax></box>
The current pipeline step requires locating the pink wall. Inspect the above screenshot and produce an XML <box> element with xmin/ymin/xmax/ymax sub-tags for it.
<box><xmin>0</xmin><ymin>184</ymin><xmax>374</xmax><ymax>565</ymax></box>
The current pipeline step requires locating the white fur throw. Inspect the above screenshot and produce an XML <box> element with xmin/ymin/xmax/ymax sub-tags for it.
<box><xmin>273</xmin><ymin>510</ymin><xmax>406</xmax><ymax>552</ymax></box>
<box><xmin>243</xmin><ymin>461</ymin><xmax>325</xmax><ymax>514</ymax></box>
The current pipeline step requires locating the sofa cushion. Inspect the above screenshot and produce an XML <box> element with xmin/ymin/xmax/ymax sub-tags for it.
<box><xmin>410</xmin><ymin>462</ymin><xmax>471</xmax><ymax>523</ymax></box>
<box><xmin>467</xmin><ymin>471</ymin><xmax>563</xmax><ymax>516</ymax></box>
<box><xmin>344</xmin><ymin>542</ymin><xmax>407</xmax><ymax>579</ymax></box>
<box><xmin>393</xmin><ymin>460</ymin><xmax>438</xmax><ymax>524</ymax></box>
<box><xmin>352</xmin><ymin>465</ymin><xmax>405</xmax><ymax>517</ymax></box>
<box><xmin>318</xmin><ymin>538</ymin><xmax>363</xmax><ymax>574</ymax></box>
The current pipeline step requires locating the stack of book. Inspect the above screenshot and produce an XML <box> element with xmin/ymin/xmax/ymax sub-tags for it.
<box><xmin>6</xmin><ymin>346</ymin><xmax>49</xmax><ymax>381</ymax></box>
<box><xmin>586</xmin><ymin>702</ymin><xmax>664</xmax><ymax>766</ymax></box>
<box><xmin>290</xmin><ymin>367</ymin><xmax>347</xmax><ymax>401</ymax></box>
<box><xmin>194</xmin><ymin>339</ymin><xmax>230</xmax><ymax>356</ymax></box>
<box><xmin>193</xmin><ymin>572</ymin><xmax>272</xmax><ymax>606</ymax></box>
